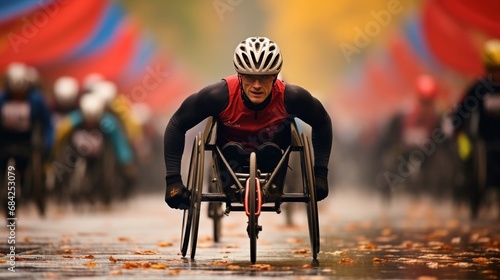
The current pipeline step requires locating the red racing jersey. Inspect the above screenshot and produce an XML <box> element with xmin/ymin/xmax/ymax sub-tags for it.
<box><xmin>218</xmin><ymin>75</ymin><xmax>289</xmax><ymax>150</ymax></box>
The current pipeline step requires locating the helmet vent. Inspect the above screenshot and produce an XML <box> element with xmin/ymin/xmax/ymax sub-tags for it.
<box><xmin>241</xmin><ymin>53</ymin><xmax>250</xmax><ymax>66</ymax></box>
<box><xmin>255</xmin><ymin>42</ymin><xmax>261</xmax><ymax>52</ymax></box>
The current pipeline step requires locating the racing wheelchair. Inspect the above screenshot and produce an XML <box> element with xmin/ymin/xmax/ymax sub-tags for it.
<box><xmin>179</xmin><ymin>117</ymin><xmax>320</xmax><ymax>264</ymax></box>
<box><xmin>466</xmin><ymin>95</ymin><xmax>500</xmax><ymax>219</ymax></box>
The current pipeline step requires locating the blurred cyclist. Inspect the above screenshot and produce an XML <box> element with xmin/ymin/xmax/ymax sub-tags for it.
<box><xmin>92</xmin><ymin>80</ymin><xmax>144</xmax><ymax>161</ymax></box>
<box><xmin>374</xmin><ymin>74</ymin><xmax>441</xmax><ymax>198</ymax></box>
<box><xmin>0</xmin><ymin>62</ymin><xmax>54</xmax><ymax>215</ymax></box>
<box><xmin>55</xmin><ymin>91</ymin><xmax>136</xmax><ymax>199</ymax></box>
<box><xmin>164</xmin><ymin>36</ymin><xmax>333</xmax><ymax>209</ymax></box>
<box><xmin>452</xmin><ymin>39</ymin><xmax>500</xmax><ymax>219</ymax></box>
<box><xmin>52</xmin><ymin>76</ymin><xmax>80</xmax><ymax>122</ymax></box>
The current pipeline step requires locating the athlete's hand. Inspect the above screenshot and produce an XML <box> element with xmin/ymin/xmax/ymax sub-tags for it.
<box><xmin>314</xmin><ymin>166</ymin><xmax>329</xmax><ymax>201</ymax></box>
<box><xmin>165</xmin><ymin>175</ymin><xmax>190</xmax><ymax>209</ymax></box>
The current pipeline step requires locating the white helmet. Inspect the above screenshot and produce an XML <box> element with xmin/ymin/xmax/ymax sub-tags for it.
<box><xmin>82</xmin><ymin>72</ymin><xmax>104</xmax><ymax>92</ymax></box>
<box><xmin>80</xmin><ymin>93</ymin><xmax>105</xmax><ymax>122</ymax></box>
<box><xmin>6</xmin><ymin>62</ymin><xmax>30</xmax><ymax>92</ymax></box>
<box><xmin>233</xmin><ymin>37</ymin><xmax>283</xmax><ymax>75</ymax></box>
<box><xmin>92</xmin><ymin>80</ymin><xmax>117</xmax><ymax>105</ymax></box>
<box><xmin>54</xmin><ymin>76</ymin><xmax>79</xmax><ymax>107</ymax></box>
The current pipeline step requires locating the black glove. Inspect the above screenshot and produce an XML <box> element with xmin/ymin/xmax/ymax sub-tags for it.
<box><xmin>314</xmin><ymin>166</ymin><xmax>329</xmax><ymax>201</ymax></box>
<box><xmin>165</xmin><ymin>175</ymin><xmax>190</xmax><ymax>209</ymax></box>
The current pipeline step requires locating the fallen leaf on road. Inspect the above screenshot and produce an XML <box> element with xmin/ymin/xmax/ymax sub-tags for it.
<box><xmin>326</xmin><ymin>250</ymin><xmax>349</xmax><ymax>256</ymax></box>
<box><xmin>473</xmin><ymin>257</ymin><xmax>490</xmax><ymax>264</ymax></box>
<box><xmin>339</xmin><ymin>258</ymin><xmax>355</xmax><ymax>263</ymax></box>
<box><xmin>121</xmin><ymin>262</ymin><xmax>140</xmax><ymax>269</ymax></box>
<box><xmin>84</xmin><ymin>261</ymin><xmax>98</xmax><ymax>268</ymax></box>
<box><xmin>301</xmin><ymin>264</ymin><xmax>313</xmax><ymax>269</ymax></box>
<box><xmin>150</xmin><ymin>263</ymin><xmax>168</xmax><ymax>269</ymax></box>
<box><xmin>62</xmin><ymin>255</ymin><xmax>73</xmax><ymax>259</ymax></box>
<box><xmin>118</xmin><ymin>237</ymin><xmax>131</xmax><ymax>242</ymax></box>
<box><xmin>157</xmin><ymin>241</ymin><xmax>173</xmax><ymax>247</ymax></box>
<box><xmin>358</xmin><ymin>243</ymin><xmax>377</xmax><ymax>250</ymax></box>
<box><xmin>292</xmin><ymin>248</ymin><xmax>310</xmax><ymax>254</ymax></box>
<box><xmin>372</xmin><ymin>257</ymin><xmax>389</xmax><ymax>263</ymax></box>
<box><xmin>227</xmin><ymin>265</ymin><xmax>241</xmax><ymax>270</ymax></box>
<box><xmin>83</xmin><ymin>255</ymin><xmax>94</xmax><ymax>259</ymax></box>
<box><xmin>134</xmin><ymin>250</ymin><xmax>157</xmax><ymax>255</ymax></box>
<box><xmin>109</xmin><ymin>256</ymin><xmax>117</xmax><ymax>263</ymax></box>
<box><xmin>251</xmin><ymin>263</ymin><xmax>272</xmax><ymax>270</ymax></box>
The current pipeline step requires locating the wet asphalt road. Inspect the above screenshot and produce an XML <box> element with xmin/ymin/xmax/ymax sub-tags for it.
<box><xmin>1</xmin><ymin>189</ymin><xmax>499</xmax><ymax>279</ymax></box>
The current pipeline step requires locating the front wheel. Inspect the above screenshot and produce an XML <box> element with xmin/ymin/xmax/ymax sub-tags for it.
<box><xmin>247</xmin><ymin>152</ymin><xmax>258</xmax><ymax>264</ymax></box>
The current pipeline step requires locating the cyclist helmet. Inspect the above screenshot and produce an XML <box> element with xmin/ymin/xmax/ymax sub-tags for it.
<box><xmin>233</xmin><ymin>36</ymin><xmax>283</xmax><ymax>75</ymax></box>
<box><xmin>82</xmin><ymin>72</ymin><xmax>104</xmax><ymax>92</ymax></box>
<box><xmin>54</xmin><ymin>76</ymin><xmax>79</xmax><ymax>107</ymax></box>
<box><xmin>92</xmin><ymin>80</ymin><xmax>117</xmax><ymax>106</ymax></box>
<box><xmin>5</xmin><ymin>62</ymin><xmax>30</xmax><ymax>92</ymax></box>
<box><xmin>416</xmin><ymin>74</ymin><xmax>437</xmax><ymax>100</ymax></box>
<box><xmin>80</xmin><ymin>93</ymin><xmax>105</xmax><ymax>122</ymax></box>
<box><xmin>482</xmin><ymin>39</ymin><xmax>500</xmax><ymax>70</ymax></box>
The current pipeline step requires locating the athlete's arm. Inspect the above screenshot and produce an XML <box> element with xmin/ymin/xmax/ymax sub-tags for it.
<box><xmin>164</xmin><ymin>81</ymin><xmax>229</xmax><ymax>179</ymax></box>
<box><xmin>284</xmin><ymin>84</ymin><xmax>333</xmax><ymax>168</ymax></box>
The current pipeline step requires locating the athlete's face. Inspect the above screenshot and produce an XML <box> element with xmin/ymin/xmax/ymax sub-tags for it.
<box><xmin>240</xmin><ymin>74</ymin><xmax>276</xmax><ymax>105</ymax></box>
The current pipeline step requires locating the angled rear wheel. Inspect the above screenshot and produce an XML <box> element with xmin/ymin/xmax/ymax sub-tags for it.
<box><xmin>190</xmin><ymin>132</ymin><xmax>205</xmax><ymax>259</ymax></box>
<box><xmin>302</xmin><ymin>134</ymin><xmax>320</xmax><ymax>262</ymax></box>
<box><xmin>180</xmin><ymin>134</ymin><xmax>200</xmax><ymax>257</ymax></box>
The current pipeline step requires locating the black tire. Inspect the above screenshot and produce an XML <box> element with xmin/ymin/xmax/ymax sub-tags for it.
<box><xmin>31</xmin><ymin>123</ymin><xmax>46</xmax><ymax>216</ymax></box>
<box><xmin>102</xmin><ymin>145</ymin><xmax>115</xmax><ymax>206</ymax></box>
<box><xmin>470</xmin><ymin>138</ymin><xmax>486</xmax><ymax>219</ymax></box>
<box><xmin>302</xmin><ymin>134</ymin><xmax>320</xmax><ymax>261</ymax></box>
<box><xmin>248</xmin><ymin>152</ymin><xmax>258</xmax><ymax>264</ymax></box>
<box><xmin>190</xmin><ymin>132</ymin><xmax>205</xmax><ymax>260</ymax></box>
<box><xmin>70</xmin><ymin>157</ymin><xmax>87</xmax><ymax>207</ymax></box>
<box><xmin>31</xmin><ymin>149</ymin><xmax>46</xmax><ymax>217</ymax></box>
<box><xmin>180</xmin><ymin>135</ymin><xmax>200</xmax><ymax>257</ymax></box>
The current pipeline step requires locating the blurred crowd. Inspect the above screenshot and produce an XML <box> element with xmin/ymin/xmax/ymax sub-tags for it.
<box><xmin>0</xmin><ymin>62</ymin><xmax>164</xmax><ymax>216</ymax></box>
<box><xmin>333</xmin><ymin>39</ymin><xmax>500</xmax><ymax>220</ymax></box>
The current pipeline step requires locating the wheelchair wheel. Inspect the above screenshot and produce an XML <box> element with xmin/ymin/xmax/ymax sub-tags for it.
<box><xmin>31</xmin><ymin>148</ymin><xmax>46</xmax><ymax>217</ymax></box>
<box><xmin>190</xmin><ymin>132</ymin><xmax>205</xmax><ymax>259</ymax></box>
<box><xmin>302</xmin><ymin>134</ymin><xmax>320</xmax><ymax>262</ymax></box>
<box><xmin>248</xmin><ymin>152</ymin><xmax>258</xmax><ymax>264</ymax></box>
<box><xmin>180</xmin><ymin>134</ymin><xmax>200</xmax><ymax>257</ymax></box>
<box><xmin>31</xmin><ymin>123</ymin><xmax>46</xmax><ymax>216</ymax></box>
<box><xmin>470</xmin><ymin>138</ymin><xmax>487</xmax><ymax>219</ymax></box>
